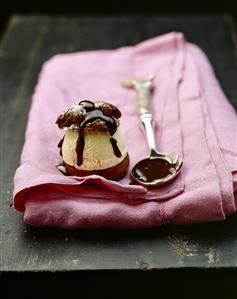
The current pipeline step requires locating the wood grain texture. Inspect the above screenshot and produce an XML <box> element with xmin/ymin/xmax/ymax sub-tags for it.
<box><xmin>1</xmin><ymin>15</ymin><xmax>237</xmax><ymax>273</ymax></box>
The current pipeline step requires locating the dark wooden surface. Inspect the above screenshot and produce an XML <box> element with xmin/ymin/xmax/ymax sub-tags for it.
<box><xmin>1</xmin><ymin>15</ymin><xmax>237</xmax><ymax>280</ymax></box>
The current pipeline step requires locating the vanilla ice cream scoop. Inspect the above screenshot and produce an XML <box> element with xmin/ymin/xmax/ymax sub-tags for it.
<box><xmin>56</xmin><ymin>100</ymin><xmax>129</xmax><ymax>180</ymax></box>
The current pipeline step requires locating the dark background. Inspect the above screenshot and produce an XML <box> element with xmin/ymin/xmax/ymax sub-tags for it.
<box><xmin>1</xmin><ymin>2</ymin><xmax>237</xmax><ymax>298</ymax></box>
<box><xmin>1</xmin><ymin>0</ymin><xmax>237</xmax><ymax>36</ymax></box>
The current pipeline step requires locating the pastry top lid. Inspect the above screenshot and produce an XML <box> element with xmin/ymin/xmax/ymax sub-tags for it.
<box><xmin>56</xmin><ymin>100</ymin><xmax>121</xmax><ymax>135</ymax></box>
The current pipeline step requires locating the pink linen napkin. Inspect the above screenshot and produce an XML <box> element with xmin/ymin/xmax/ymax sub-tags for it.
<box><xmin>13</xmin><ymin>32</ymin><xmax>237</xmax><ymax>228</ymax></box>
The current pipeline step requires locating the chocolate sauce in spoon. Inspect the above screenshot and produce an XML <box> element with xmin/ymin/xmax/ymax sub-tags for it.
<box><xmin>132</xmin><ymin>157</ymin><xmax>176</xmax><ymax>183</ymax></box>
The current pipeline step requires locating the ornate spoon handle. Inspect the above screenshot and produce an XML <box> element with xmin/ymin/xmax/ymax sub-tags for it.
<box><xmin>123</xmin><ymin>74</ymin><xmax>160</xmax><ymax>156</ymax></box>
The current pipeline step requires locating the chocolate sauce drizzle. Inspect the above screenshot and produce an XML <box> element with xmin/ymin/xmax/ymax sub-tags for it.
<box><xmin>57</xmin><ymin>136</ymin><xmax>65</xmax><ymax>156</ymax></box>
<box><xmin>110</xmin><ymin>137</ymin><xmax>122</xmax><ymax>158</ymax></box>
<box><xmin>76</xmin><ymin>131</ymin><xmax>85</xmax><ymax>166</ymax></box>
<box><xmin>75</xmin><ymin>100</ymin><xmax>122</xmax><ymax>166</ymax></box>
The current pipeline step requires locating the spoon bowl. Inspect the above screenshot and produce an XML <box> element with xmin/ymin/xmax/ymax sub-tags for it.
<box><xmin>131</xmin><ymin>153</ymin><xmax>183</xmax><ymax>186</ymax></box>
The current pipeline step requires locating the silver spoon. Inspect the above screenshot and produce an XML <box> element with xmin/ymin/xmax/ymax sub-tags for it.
<box><xmin>123</xmin><ymin>74</ymin><xmax>183</xmax><ymax>186</ymax></box>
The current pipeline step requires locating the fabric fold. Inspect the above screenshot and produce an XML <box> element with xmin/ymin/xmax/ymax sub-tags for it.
<box><xmin>13</xmin><ymin>32</ymin><xmax>237</xmax><ymax>228</ymax></box>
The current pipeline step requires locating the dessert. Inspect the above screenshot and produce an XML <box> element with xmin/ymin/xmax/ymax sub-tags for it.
<box><xmin>56</xmin><ymin>100</ymin><xmax>129</xmax><ymax>180</ymax></box>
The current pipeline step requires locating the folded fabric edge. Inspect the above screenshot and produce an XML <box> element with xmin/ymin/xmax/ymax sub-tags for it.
<box><xmin>13</xmin><ymin>182</ymin><xmax>144</xmax><ymax>213</ymax></box>
<box><xmin>188</xmin><ymin>43</ymin><xmax>237</xmax><ymax>215</ymax></box>
<box><xmin>13</xmin><ymin>179</ymin><xmax>185</xmax><ymax>213</ymax></box>
<box><xmin>41</xmin><ymin>32</ymin><xmax>185</xmax><ymax>70</ymax></box>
